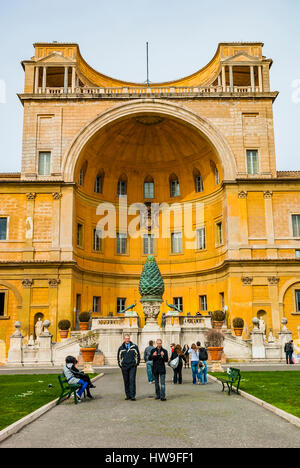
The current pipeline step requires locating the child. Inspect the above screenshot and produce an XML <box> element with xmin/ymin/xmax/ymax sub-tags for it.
<box><xmin>63</xmin><ymin>356</ymin><xmax>95</xmax><ymax>402</ymax></box>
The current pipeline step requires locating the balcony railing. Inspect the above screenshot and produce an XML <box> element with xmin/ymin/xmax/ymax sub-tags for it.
<box><xmin>35</xmin><ymin>85</ymin><xmax>262</xmax><ymax>97</ymax></box>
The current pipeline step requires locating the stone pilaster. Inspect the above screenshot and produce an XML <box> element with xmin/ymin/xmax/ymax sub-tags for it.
<box><xmin>23</xmin><ymin>193</ymin><xmax>36</xmax><ymax>261</ymax></box>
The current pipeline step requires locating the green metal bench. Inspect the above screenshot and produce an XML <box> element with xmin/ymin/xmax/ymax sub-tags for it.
<box><xmin>57</xmin><ymin>374</ymin><xmax>82</xmax><ymax>406</ymax></box>
<box><xmin>218</xmin><ymin>368</ymin><xmax>241</xmax><ymax>396</ymax></box>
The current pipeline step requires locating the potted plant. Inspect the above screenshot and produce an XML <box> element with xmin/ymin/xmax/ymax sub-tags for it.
<box><xmin>79</xmin><ymin>312</ymin><xmax>91</xmax><ymax>331</ymax></box>
<box><xmin>206</xmin><ymin>329</ymin><xmax>225</xmax><ymax>361</ymax></box>
<box><xmin>212</xmin><ymin>310</ymin><xmax>226</xmax><ymax>329</ymax></box>
<box><xmin>233</xmin><ymin>317</ymin><xmax>244</xmax><ymax>337</ymax></box>
<box><xmin>79</xmin><ymin>331</ymin><xmax>99</xmax><ymax>366</ymax></box>
<box><xmin>58</xmin><ymin>320</ymin><xmax>71</xmax><ymax>339</ymax></box>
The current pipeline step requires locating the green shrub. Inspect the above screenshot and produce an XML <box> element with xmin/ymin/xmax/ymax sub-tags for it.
<box><xmin>58</xmin><ymin>320</ymin><xmax>71</xmax><ymax>331</ymax></box>
<box><xmin>205</xmin><ymin>329</ymin><xmax>225</xmax><ymax>347</ymax></box>
<box><xmin>212</xmin><ymin>310</ymin><xmax>226</xmax><ymax>322</ymax></box>
<box><xmin>233</xmin><ymin>317</ymin><xmax>244</xmax><ymax>328</ymax></box>
<box><xmin>79</xmin><ymin>312</ymin><xmax>91</xmax><ymax>323</ymax></box>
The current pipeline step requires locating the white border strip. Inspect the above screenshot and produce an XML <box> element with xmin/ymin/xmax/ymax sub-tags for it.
<box><xmin>0</xmin><ymin>373</ymin><xmax>104</xmax><ymax>443</ymax></box>
<box><xmin>209</xmin><ymin>374</ymin><xmax>300</xmax><ymax>429</ymax></box>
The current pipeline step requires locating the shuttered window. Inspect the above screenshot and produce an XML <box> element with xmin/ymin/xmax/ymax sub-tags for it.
<box><xmin>38</xmin><ymin>152</ymin><xmax>51</xmax><ymax>176</ymax></box>
<box><xmin>247</xmin><ymin>150</ymin><xmax>259</xmax><ymax>175</ymax></box>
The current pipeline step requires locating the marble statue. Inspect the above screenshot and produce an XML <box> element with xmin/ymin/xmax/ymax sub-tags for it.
<box><xmin>35</xmin><ymin>318</ymin><xmax>43</xmax><ymax>338</ymax></box>
<box><xmin>259</xmin><ymin>318</ymin><xmax>266</xmax><ymax>335</ymax></box>
<box><xmin>268</xmin><ymin>330</ymin><xmax>275</xmax><ymax>343</ymax></box>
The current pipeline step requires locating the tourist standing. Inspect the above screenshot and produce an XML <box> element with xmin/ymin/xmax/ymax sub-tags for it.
<box><xmin>188</xmin><ymin>344</ymin><xmax>201</xmax><ymax>385</ymax></box>
<box><xmin>149</xmin><ymin>339</ymin><xmax>169</xmax><ymax>401</ymax></box>
<box><xmin>170</xmin><ymin>345</ymin><xmax>186</xmax><ymax>384</ymax></box>
<box><xmin>117</xmin><ymin>334</ymin><xmax>141</xmax><ymax>401</ymax></box>
<box><xmin>197</xmin><ymin>341</ymin><xmax>209</xmax><ymax>385</ymax></box>
<box><xmin>182</xmin><ymin>344</ymin><xmax>190</xmax><ymax>368</ymax></box>
<box><xmin>284</xmin><ymin>340</ymin><xmax>294</xmax><ymax>365</ymax></box>
<box><xmin>144</xmin><ymin>340</ymin><xmax>155</xmax><ymax>383</ymax></box>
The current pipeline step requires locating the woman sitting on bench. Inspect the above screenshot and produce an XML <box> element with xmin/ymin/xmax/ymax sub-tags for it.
<box><xmin>63</xmin><ymin>356</ymin><xmax>95</xmax><ymax>402</ymax></box>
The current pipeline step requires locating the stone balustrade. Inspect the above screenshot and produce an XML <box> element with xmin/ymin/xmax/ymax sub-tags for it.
<box><xmin>34</xmin><ymin>85</ymin><xmax>263</xmax><ymax>98</ymax></box>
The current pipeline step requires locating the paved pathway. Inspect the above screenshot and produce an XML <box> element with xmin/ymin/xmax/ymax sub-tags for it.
<box><xmin>1</xmin><ymin>368</ymin><xmax>299</xmax><ymax>448</ymax></box>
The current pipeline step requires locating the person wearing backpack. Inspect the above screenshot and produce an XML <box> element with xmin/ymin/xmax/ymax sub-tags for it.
<box><xmin>197</xmin><ymin>341</ymin><xmax>209</xmax><ymax>385</ymax></box>
<box><xmin>170</xmin><ymin>345</ymin><xmax>186</xmax><ymax>384</ymax></box>
<box><xmin>144</xmin><ymin>340</ymin><xmax>155</xmax><ymax>383</ymax></box>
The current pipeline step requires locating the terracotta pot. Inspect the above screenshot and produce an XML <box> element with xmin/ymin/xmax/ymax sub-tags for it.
<box><xmin>213</xmin><ymin>321</ymin><xmax>224</xmax><ymax>329</ymax></box>
<box><xmin>234</xmin><ymin>328</ymin><xmax>243</xmax><ymax>337</ymax></box>
<box><xmin>208</xmin><ymin>347</ymin><xmax>224</xmax><ymax>361</ymax></box>
<box><xmin>81</xmin><ymin>348</ymin><xmax>97</xmax><ymax>363</ymax></box>
<box><xmin>59</xmin><ymin>330</ymin><xmax>69</xmax><ymax>339</ymax></box>
<box><xmin>79</xmin><ymin>322</ymin><xmax>89</xmax><ymax>331</ymax></box>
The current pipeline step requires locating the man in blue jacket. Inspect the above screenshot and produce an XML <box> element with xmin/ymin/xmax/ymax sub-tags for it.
<box><xmin>118</xmin><ymin>334</ymin><xmax>141</xmax><ymax>401</ymax></box>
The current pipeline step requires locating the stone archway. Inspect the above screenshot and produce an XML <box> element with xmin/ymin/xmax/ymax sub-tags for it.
<box><xmin>62</xmin><ymin>100</ymin><xmax>237</xmax><ymax>182</ymax></box>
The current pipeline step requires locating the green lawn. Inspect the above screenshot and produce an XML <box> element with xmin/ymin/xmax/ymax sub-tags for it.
<box><xmin>0</xmin><ymin>374</ymin><xmax>97</xmax><ymax>431</ymax></box>
<box><xmin>210</xmin><ymin>371</ymin><xmax>300</xmax><ymax>419</ymax></box>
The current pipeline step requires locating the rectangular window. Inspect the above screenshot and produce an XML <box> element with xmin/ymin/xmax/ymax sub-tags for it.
<box><xmin>296</xmin><ymin>291</ymin><xmax>300</xmax><ymax>313</ymax></box>
<box><xmin>143</xmin><ymin>234</ymin><xmax>154</xmax><ymax>255</ymax></box>
<box><xmin>0</xmin><ymin>292</ymin><xmax>5</xmax><ymax>317</ymax></box>
<box><xmin>77</xmin><ymin>223</ymin><xmax>83</xmax><ymax>247</ymax></box>
<box><xmin>144</xmin><ymin>182</ymin><xmax>154</xmax><ymax>199</ymax></box>
<box><xmin>170</xmin><ymin>180</ymin><xmax>180</xmax><ymax>197</ymax></box>
<box><xmin>200</xmin><ymin>295</ymin><xmax>207</xmax><ymax>312</ymax></box>
<box><xmin>93</xmin><ymin>296</ymin><xmax>101</xmax><ymax>314</ymax></box>
<box><xmin>0</xmin><ymin>218</ymin><xmax>8</xmax><ymax>241</ymax></box>
<box><xmin>195</xmin><ymin>176</ymin><xmax>204</xmax><ymax>193</ymax></box>
<box><xmin>197</xmin><ymin>228</ymin><xmax>206</xmax><ymax>250</ymax></box>
<box><xmin>118</xmin><ymin>181</ymin><xmax>127</xmax><ymax>196</ymax></box>
<box><xmin>173</xmin><ymin>297</ymin><xmax>183</xmax><ymax>312</ymax></box>
<box><xmin>117</xmin><ymin>233</ymin><xmax>127</xmax><ymax>254</ymax></box>
<box><xmin>292</xmin><ymin>215</ymin><xmax>300</xmax><ymax>238</ymax></box>
<box><xmin>94</xmin><ymin>176</ymin><xmax>102</xmax><ymax>194</ymax></box>
<box><xmin>38</xmin><ymin>152</ymin><xmax>51</xmax><ymax>176</ymax></box>
<box><xmin>117</xmin><ymin>298</ymin><xmax>126</xmax><ymax>314</ymax></box>
<box><xmin>93</xmin><ymin>229</ymin><xmax>102</xmax><ymax>252</ymax></box>
<box><xmin>171</xmin><ymin>232</ymin><xmax>182</xmax><ymax>253</ymax></box>
<box><xmin>247</xmin><ymin>150</ymin><xmax>258</xmax><ymax>175</ymax></box>
<box><xmin>216</xmin><ymin>222</ymin><xmax>223</xmax><ymax>245</ymax></box>
<box><xmin>296</xmin><ymin>250</ymin><xmax>300</xmax><ymax>259</ymax></box>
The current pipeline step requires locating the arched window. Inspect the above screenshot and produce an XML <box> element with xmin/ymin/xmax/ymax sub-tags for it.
<box><xmin>170</xmin><ymin>174</ymin><xmax>180</xmax><ymax>198</ymax></box>
<box><xmin>193</xmin><ymin>168</ymin><xmax>204</xmax><ymax>193</ymax></box>
<box><xmin>117</xmin><ymin>174</ymin><xmax>127</xmax><ymax>196</ymax></box>
<box><xmin>78</xmin><ymin>161</ymin><xmax>88</xmax><ymax>186</ymax></box>
<box><xmin>144</xmin><ymin>176</ymin><xmax>154</xmax><ymax>199</ymax></box>
<box><xmin>94</xmin><ymin>170</ymin><xmax>104</xmax><ymax>194</ymax></box>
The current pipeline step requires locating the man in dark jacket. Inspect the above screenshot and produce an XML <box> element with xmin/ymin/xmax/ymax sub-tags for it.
<box><xmin>284</xmin><ymin>340</ymin><xmax>294</xmax><ymax>365</ymax></box>
<box><xmin>118</xmin><ymin>334</ymin><xmax>141</xmax><ymax>401</ymax></box>
<box><xmin>149</xmin><ymin>339</ymin><xmax>169</xmax><ymax>401</ymax></box>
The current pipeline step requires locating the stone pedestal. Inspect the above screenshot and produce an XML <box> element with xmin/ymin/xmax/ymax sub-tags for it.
<box><xmin>211</xmin><ymin>361</ymin><xmax>224</xmax><ymax>372</ymax></box>
<box><xmin>7</xmin><ymin>335</ymin><xmax>24</xmax><ymax>367</ymax></box>
<box><xmin>37</xmin><ymin>333</ymin><xmax>53</xmax><ymax>367</ymax></box>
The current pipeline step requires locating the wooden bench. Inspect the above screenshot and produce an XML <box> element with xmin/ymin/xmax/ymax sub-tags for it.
<box><xmin>57</xmin><ymin>374</ymin><xmax>83</xmax><ymax>406</ymax></box>
<box><xmin>217</xmin><ymin>368</ymin><xmax>241</xmax><ymax>396</ymax></box>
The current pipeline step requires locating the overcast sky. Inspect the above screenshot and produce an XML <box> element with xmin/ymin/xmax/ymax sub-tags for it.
<box><xmin>0</xmin><ymin>0</ymin><xmax>299</xmax><ymax>172</ymax></box>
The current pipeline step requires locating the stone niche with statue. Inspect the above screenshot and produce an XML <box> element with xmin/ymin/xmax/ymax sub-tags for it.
<box><xmin>6</xmin><ymin>256</ymin><xmax>296</xmax><ymax>367</ymax></box>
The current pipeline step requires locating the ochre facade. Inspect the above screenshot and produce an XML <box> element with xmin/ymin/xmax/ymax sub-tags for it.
<box><xmin>0</xmin><ymin>42</ymin><xmax>299</xmax><ymax>361</ymax></box>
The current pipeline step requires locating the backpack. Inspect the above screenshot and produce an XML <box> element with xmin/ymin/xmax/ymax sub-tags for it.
<box><xmin>198</xmin><ymin>347</ymin><xmax>208</xmax><ymax>361</ymax></box>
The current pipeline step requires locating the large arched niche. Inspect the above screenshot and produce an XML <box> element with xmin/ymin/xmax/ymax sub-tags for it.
<box><xmin>63</xmin><ymin>100</ymin><xmax>237</xmax><ymax>183</ymax></box>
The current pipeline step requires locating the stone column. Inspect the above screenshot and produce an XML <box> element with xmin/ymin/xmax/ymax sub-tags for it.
<box><xmin>258</xmin><ymin>66</ymin><xmax>263</xmax><ymax>92</ymax></box>
<box><xmin>37</xmin><ymin>321</ymin><xmax>53</xmax><ymax>367</ymax></box>
<box><xmin>250</xmin><ymin>66</ymin><xmax>255</xmax><ymax>92</ymax></box>
<box><xmin>222</xmin><ymin>66</ymin><xmax>226</xmax><ymax>92</ymax></box>
<box><xmin>42</xmin><ymin>67</ymin><xmax>47</xmax><ymax>93</ymax></box>
<box><xmin>229</xmin><ymin>66</ymin><xmax>234</xmax><ymax>92</ymax></box>
<box><xmin>34</xmin><ymin>67</ymin><xmax>40</xmax><ymax>94</ymax></box>
<box><xmin>64</xmin><ymin>67</ymin><xmax>69</xmax><ymax>94</ymax></box>
<box><xmin>71</xmin><ymin>67</ymin><xmax>76</xmax><ymax>93</ymax></box>
<box><xmin>7</xmin><ymin>322</ymin><xmax>24</xmax><ymax>367</ymax></box>
<box><xmin>51</xmin><ymin>193</ymin><xmax>62</xmax><ymax>261</ymax></box>
<box><xmin>20</xmin><ymin>279</ymin><xmax>33</xmax><ymax>339</ymax></box>
<box><xmin>278</xmin><ymin>318</ymin><xmax>293</xmax><ymax>360</ymax></box>
<box><xmin>251</xmin><ymin>318</ymin><xmax>266</xmax><ymax>359</ymax></box>
<box><xmin>24</xmin><ymin>193</ymin><xmax>36</xmax><ymax>261</ymax></box>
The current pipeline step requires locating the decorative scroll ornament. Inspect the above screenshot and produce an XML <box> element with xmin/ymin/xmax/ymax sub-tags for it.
<box><xmin>52</xmin><ymin>193</ymin><xmax>63</xmax><ymax>200</ymax></box>
<box><xmin>26</xmin><ymin>193</ymin><xmax>36</xmax><ymax>200</ymax></box>
<box><xmin>241</xmin><ymin>276</ymin><xmax>253</xmax><ymax>285</ymax></box>
<box><xmin>268</xmin><ymin>277</ymin><xmax>279</xmax><ymax>285</ymax></box>
<box><xmin>22</xmin><ymin>279</ymin><xmax>33</xmax><ymax>288</ymax></box>
<box><xmin>48</xmin><ymin>279</ymin><xmax>61</xmax><ymax>288</ymax></box>
<box><xmin>238</xmin><ymin>191</ymin><xmax>248</xmax><ymax>199</ymax></box>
